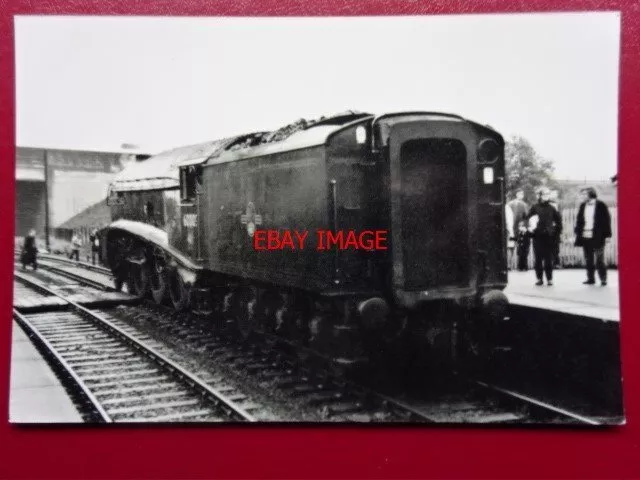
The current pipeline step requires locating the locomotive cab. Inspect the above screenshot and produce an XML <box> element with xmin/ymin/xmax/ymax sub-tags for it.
<box><xmin>172</xmin><ymin>163</ymin><xmax>205</xmax><ymax>262</ymax></box>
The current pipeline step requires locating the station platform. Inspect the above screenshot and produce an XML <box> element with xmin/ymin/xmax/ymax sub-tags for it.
<box><xmin>9</xmin><ymin>322</ymin><xmax>83</xmax><ymax>423</ymax></box>
<box><xmin>504</xmin><ymin>268</ymin><xmax>619</xmax><ymax>322</ymax></box>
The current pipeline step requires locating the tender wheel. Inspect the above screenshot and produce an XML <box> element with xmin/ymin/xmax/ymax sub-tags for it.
<box><xmin>168</xmin><ymin>269</ymin><xmax>190</xmax><ymax>311</ymax></box>
<box><xmin>150</xmin><ymin>261</ymin><xmax>169</xmax><ymax>305</ymax></box>
<box><xmin>235</xmin><ymin>288</ymin><xmax>257</xmax><ymax>340</ymax></box>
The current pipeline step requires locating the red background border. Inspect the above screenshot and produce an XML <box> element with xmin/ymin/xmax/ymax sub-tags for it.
<box><xmin>1</xmin><ymin>1</ymin><xmax>638</xmax><ymax>478</ymax></box>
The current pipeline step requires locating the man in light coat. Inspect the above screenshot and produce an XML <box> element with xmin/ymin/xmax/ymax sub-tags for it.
<box><xmin>70</xmin><ymin>232</ymin><xmax>82</xmax><ymax>262</ymax></box>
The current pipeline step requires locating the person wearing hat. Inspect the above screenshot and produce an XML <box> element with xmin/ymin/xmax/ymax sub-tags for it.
<box><xmin>574</xmin><ymin>187</ymin><xmax>612</xmax><ymax>285</ymax></box>
<box><xmin>527</xmin><ymin>187</ymin><xmax>562</xmax><ymax>286</ymax></box>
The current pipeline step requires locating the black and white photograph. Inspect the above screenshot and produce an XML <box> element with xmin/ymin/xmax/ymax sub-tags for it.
<box><xmin>10</xmin><ymin>13</ymin><xmax>623</xmax><ymax>424</ymax></box>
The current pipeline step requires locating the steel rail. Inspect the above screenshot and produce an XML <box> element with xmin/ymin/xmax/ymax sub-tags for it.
<box><xmin>34</xmin><ymin>260</ymin><xmax>113</xmax><ymax>292</ymax></box>
<box><xmin>13</xmin><ymin>308</ymin><xmax>112</xmax><ymax>422</ymax></box>
<box><xmin>20</xmin><ymin>266</ymin><xmax>592</xmax><ymax>424</ymax></box>
<box><xmin>14</xmin><ymin>272</ymin><xmax>256</xmax><ymax>422</ymax></box>
<box><xmin>474</xmin><ymin>380</ymin><xmax>601</xmax><ymax>425</ymax></box>
<box><xmin>32</xmin><ymin>252</ymin><xmax>111</xmax><ymax>275</ymax></box>
<box><xmin>248</xmin><ymin>331</ymin><xmax>437</xmax><ymax>422</ymax></box>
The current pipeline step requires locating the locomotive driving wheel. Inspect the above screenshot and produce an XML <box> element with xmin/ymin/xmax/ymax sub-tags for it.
<box><xmin>129</xmin><ymin>262</ymin><xmax>152</xmax><ymax>299</ymax></box>
<box><xmin>168</xmin><ymin>269</ymin><xmax>190</xmax><ymax>311</ymax></box>
<box><xmin>150</xmin><ymin>249</ymin><xmax>169</xmax><ymax>304</ymax></box>
<box><xmin>113</xmin><ymin>270</ymin><xmax>125</xmax><ymax>292</ymax></box>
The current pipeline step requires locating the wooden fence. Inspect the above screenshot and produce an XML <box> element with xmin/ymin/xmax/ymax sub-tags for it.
<box><xmin>509</xmin><ymin>206</ymin><xmax>618</xmax><ymax>269</ymax></box>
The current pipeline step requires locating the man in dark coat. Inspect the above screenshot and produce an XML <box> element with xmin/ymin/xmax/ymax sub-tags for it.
<box><xmin>21</xmin><ymin>229</ymin><xmax>38</xmax><ymax>270</ymax></box>
<box><xmin>574</xmin><ymin>187</ymin><xmax>612</xmax><ymax>285</ymax></box>
<box><xmin>549</xmin><ymin>189</ymin><xmax>562</xmax><ymax>268</ymax></box>
<box><xmin>527</xmin><ymin>187</ymin><xmax>562</xmax><ymax>286</ymax></box>
<box><xmin>515</xmin><ymin>220</ymin><xmax>531</xmax><ymax>271</ymax></box>
<box><xmin>89</xmin><ymin>228</ymin><xmax>101</xmax><ymax>265</ymax></box>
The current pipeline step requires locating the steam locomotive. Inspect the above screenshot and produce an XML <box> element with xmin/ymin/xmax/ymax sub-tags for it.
<box><xmin>103</xmin><ymin>111</ymin><xmax>508</xmax><ymax>369</ymax></box>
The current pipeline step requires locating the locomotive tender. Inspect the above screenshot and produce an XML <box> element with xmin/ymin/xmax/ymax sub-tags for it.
<box><xmin>104</xmin><ymin>111</ymin><xmax>508</xmax><ymax>367</ymax></box>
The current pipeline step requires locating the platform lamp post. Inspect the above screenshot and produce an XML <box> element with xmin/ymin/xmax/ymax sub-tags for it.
<box><xmin>43</xmin><ymin>149</ymin><xmax>50</xmax><ymax>253</ymax></box>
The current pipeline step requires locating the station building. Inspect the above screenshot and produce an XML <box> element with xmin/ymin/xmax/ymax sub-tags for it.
<box><xmin>15</xmin><ymin>147</ymin><xmax>150</xmax><ymax>237</ymax></box>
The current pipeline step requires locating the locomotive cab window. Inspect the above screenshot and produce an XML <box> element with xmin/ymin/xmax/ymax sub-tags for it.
<box><xmin>107</xmin><ymin>186</ymin><xmax>125</xmax><ymax>206</ymax></box>
<box><xmin>180</xmin><ymin>166</ymin><xmax>201</xmax><ymax>203</ymax></box>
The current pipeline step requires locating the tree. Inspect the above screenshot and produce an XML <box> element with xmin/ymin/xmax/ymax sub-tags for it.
<box><xmin>505</xmin><ymin>136</ymin><xmax>557</xmax><ymax>203</ymax></box>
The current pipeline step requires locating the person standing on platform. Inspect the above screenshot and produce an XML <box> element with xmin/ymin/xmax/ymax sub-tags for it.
<box><xmin>574</xmin><ymin>187</ymin><xmax>612</xmax><ymax>286</ymax></box>
<box><xmin>505</xmin><ymin>204</ymin><xmax>515</xmax><ymax>269</ymax></box>
<box><xmin>507</xmin><ymin>189</ymin><xmax>529</xmax><ymax>231</ymax></box>
<box><xmin>70</xmin><ymin>231</ymin><xmax>82</xmax><ymax>261</ymax></box>
<box><xmin>507</xmin><ymin>190</ymin><xmax>527</xmax><ymax>269</ymax></box>
<box><xmin>549</xmin><ymin>189</ymin><xmax>562</xmax><ymax>268</ymax></box>
<box><xmin>527</xmin><ymin>187</ymin><xmax>562</xmax><ymax>286</ymax></box>
<box><xmin>21</xmin><ymin>229</ymin><xmax>38</xmax><ymax>270</ymax></box>
<box><xmin>515</xmin><ymin>220</ymin><xmax>531</xmax><ymax>271</ymax></box>
<box><xmin>89</xmin><ymin>229</ymin><xmax>100</xmax><ymax>265</ymax></box>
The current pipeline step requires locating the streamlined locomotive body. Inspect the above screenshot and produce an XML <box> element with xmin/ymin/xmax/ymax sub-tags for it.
<box><xmin>103</xmin><ymin>111</ymin><xmax>508</xmax><ymax>367</ymax></box>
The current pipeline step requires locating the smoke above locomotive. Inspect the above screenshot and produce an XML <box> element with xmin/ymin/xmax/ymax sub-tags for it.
<box><xmin>103</xmin><ymin>111</ymin><xmax>508</xmax><ymax>369</ymax></box>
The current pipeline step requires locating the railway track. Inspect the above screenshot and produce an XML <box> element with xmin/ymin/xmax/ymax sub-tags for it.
<box><xmin>472</xmin><ymin>380</ymin><xmax>602</xmax><ymax>425</ymax></box>
<box><xmin>13</xmin><ymin>272</ymin><xmax>256</xmax><ymax>423</ymax></box>
<box><xmin>17</xmin><ymin>258</ymin><xmax>605</xmax><ymax>424</ymax></box>
<box><xmin>35</xmin><ymin>257</ymin><xmax>115</xmax><ymax>291</ymax></box>
<box><xmin>105</xmin><ymin>302</ymin><xmax>437</xmax><ymax>422</ymax></box>
<box><xmin>18</xmin><ymin>260</ymin><xmax>439</xmax><ymax>421</ymax></box>
<box><xmin>114</xmin><ymin>301</ymin><xmax>599</xmax><ymax>424</ymax></box>
<box><xmin>38</xmin><ymin>253</ymin><xmax>112</xmax><ymax>276</ymax></box>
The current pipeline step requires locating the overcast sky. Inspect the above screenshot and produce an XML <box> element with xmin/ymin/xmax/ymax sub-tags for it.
<box><xmin>15</xmin><ymin>12</ymin><xmax>620</xmax><ymax>180</ymax></box>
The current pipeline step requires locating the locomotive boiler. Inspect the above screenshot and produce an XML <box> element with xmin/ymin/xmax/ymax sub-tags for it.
<box><xmin>103</xmin><ymin>111</ymin><xmax>508</xmax><ymax>369</ymax></box>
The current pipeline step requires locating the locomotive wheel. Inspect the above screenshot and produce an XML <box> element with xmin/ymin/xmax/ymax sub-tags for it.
<box><xmin>168</xmin><ymin>269</ymin><xmax>190</xmax><ymax>311</ymax></box>
<box><xmin>114</xmin><ymin>275</ymin><xmax>124</xmax><ymax>292</ymax></box>
<box><xmin>258</xmin><ymin>290</ymin><xmax>281</xmax><ymax>333</ymax></box>
<box><xmin>235</xmin><ymin>306</ymin><xmax>254</xmax><ymax>340</ymax></box>
<box><xmin>151</xmin><ymin>271</ymin><xmax>169</xmax><ymax>304</ymax></box>
<box><xmin>126</xmin><ymin>267</ymin><xmax>139</xmax><ymax>296</ymax></box>
<box><xmin>130</xmin><ymin>262</ymin><xmax>152</xmax><ymax>298</ymax></box>
<box><xmin>150</xmin><ymin>262</ymin><xmax>169</xmax><ymax>305</ymax></box>
<box><xmin>112</xmin><ymin>261</ymin><xmax>127</xmax><ymax>292</ymax></box>
<box><xmin>235</xmin><ymin>288</ymin><xmax>257</xmax><ymax>340</ymax></box>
